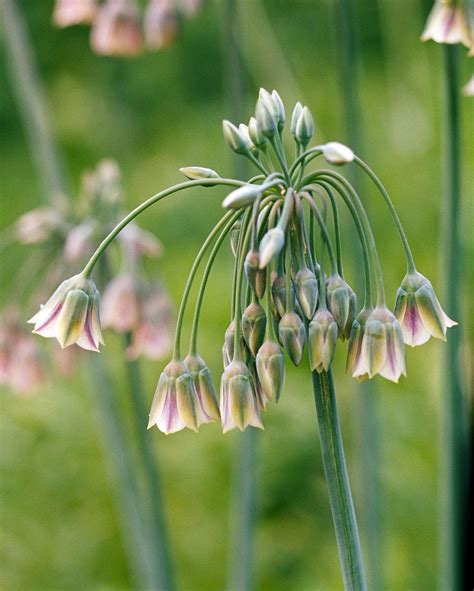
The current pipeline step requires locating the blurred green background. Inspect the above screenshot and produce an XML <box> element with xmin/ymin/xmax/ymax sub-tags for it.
<box><xmin>1</xmin><ymin>1</ymin><xmax>472</xmax><ymax>590</ymax></box>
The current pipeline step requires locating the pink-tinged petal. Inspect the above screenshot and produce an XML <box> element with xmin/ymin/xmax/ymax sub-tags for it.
<box><xmin>148</xmin><ymin>372</ymin><xmax>171</xmax><ymax>428</ymax></box>
<box><xmin>363</xmin><ymin>320</ymin><xmax>387</xmax><ymax>378</ymax></box>
<box><xmin>75</xmin><ymin>311</ymin><xmax>100</xmax><ymax>351</ymax></box>
<box><xmin>32</xmin><ymin>302</ymin><xmax>63</xmax><ymax>338</ymax></box>
<box><xmin>400</xmin><ymin>301</ymin><xmax>431</xmax><ymax>347</ymax></box>
<box><xmin>158</xmin><ymin>389</ymin><xmax>186</xmax><ymax>434</ymax></box>
<box><xmin>379</xmin><ymin>326</ymin><xmax>403</xmax><ymax>383</ymax></box>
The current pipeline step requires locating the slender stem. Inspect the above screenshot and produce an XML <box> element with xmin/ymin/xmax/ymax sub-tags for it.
<box><xmin>232</xmin><ymin>209</ymin><xmax>253</xmax><ymax>359</ymax></box>
<box><xmin>172</xmin><ymin>211</ymin><xmax>237</xmax><ymax>359</ymax></box>
<box><xmin>320</xmin><ymin>184</ymin><xmax>344</xmax><ymax>276</ymax></box>
<box><xmin>354</xmin><ymin>156</ymin><xmax>416</xmax><ymax>272</ymax></box>
<box><xmin>311</xmin><ymin>369</ymin><xmax>367</xmax><ymax>591</ymax></box>
<box><xmin>440</xmin><ymin>44</ymin><xmax>467</xmax><ymax>591</ymax></box>
<box><xmin>189</xmin><ymin>213</ymin><xmax>241</xmax><ymax>354</ymax></box>
<box><xmin>123</xmin><ymin>335</ymin><xmax>174</xmax><ymax>590</ymax></box>
<box><xmin>289</xmin><ymin>147</ymin><xmax>323</xmax><ymax>179</ymax></box>
<box><xmin>301</xmin><ymin>193</ymin><xmax>337</xmax><ymax>275</ymax></box>
<box><xmin>0</xmin><ymin>0</ymin><xmax>66</xmax><ymax>198</ymax></box>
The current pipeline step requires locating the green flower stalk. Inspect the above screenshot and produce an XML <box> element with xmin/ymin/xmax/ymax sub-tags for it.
<box><xmin>31</xmin><ymin>87</ymin><xmax>458</xmax><ymax>589</ymax></box>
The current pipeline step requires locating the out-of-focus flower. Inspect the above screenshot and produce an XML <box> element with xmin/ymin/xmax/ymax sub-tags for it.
<box><xmin>220</xmin><ymin>360</ymin><xmax>263</xmax><ymax>433</ymax></box>
<box><xmin>125</xmin><ymin>287</ymin><xmax>173</xmax><ymax>360</ymax></box>
<box><xmin>81</xmin><ymin>159</ymin><xmax>122</xmax><ymax>206</ymax></box>
<box><xmin>462</xmin><ymin>75</ymin><xmax>474</xmax><ymax>96</ymax></box>
<box><xmin>15</xmin><ymin>207</ymin><xmax>64</xmax><ymax>244</ymax></box>
<box><xmin>144</xmin><ymin>0</ymin><xmax>178</xmax><ymax>51</ymax></box>
<box><xmin>101</xmin><ymin>273</ymin><xmax>141</xmax><ymax>332</ymax></box>
<box><xmin>53</xmin><ymin>0</ymin><xmax>97</xmax><ymax>27</ymax></box>
<box><xmin>148</xmin><ymin>359</ymin><xmax>212</xmax><ymax>433</ymax></box>
<box><xmin>118</xmin><ymin>222</ymin><xmax>163</xmax><ymax>260</ymax></box>
<box><xmin>91</xmin><ymin>0</ymin><xmax>143</xmax><ymax>57</ymax></box>
<box><xmin>308</xmin><ymin>308</ymin><xmax>338</xmax><ymax>373</ymax></box>
<box><xmin>352</xmin><ymin>307</ymin><xmax>406</xmax><ymax>383</ymax></box>
<box><xmin>63</xmin><ymin>219</ymin><xmax>97</xmax><ymax>263</ymax></box>
<box><xmin>394</xmin><ymin>271</ymin><xmax>457</xmax><ymax>347</ymax></box>
<box><xmin>421</xmin><ymin>0</ymin><xmax>471</xmax><ymax>47</ymax></box>
<box><xmin>28</xmin><ymin>273</ymin><xmax>103</xmax><ymax>351</ymax></box>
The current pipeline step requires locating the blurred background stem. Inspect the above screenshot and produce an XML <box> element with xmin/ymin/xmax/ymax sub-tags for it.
<box><xmin>1</xmin><ymin>1</ymin><xmax>173</xmax><ymax>588</ymax></box>
<box><xmin>332</xmin><ymin>2</ymin><xmax>382</xmax><ymax>589</ymax></box>
<box><xmin>312</xmin><ymin>370</ymin><xmax>367</xmax><ymax>591</ymax></box>
<box><xmin>440</xmin><ymin>44</ymin><xmax>467</xmax><ymax>591</ymax></box>
<box><xmin>220</xmin><ymin>1</ymin><xmax>258</xmax><ymax>589</ymax></box>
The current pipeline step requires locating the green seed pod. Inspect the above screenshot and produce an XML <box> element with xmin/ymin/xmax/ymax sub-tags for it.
<box><xmin>294</xmin><ymin>267</ymin><xmax>318</xmax><ymax>319</ymax></box>
<box><xmin>179</xmin><ymin>166</ymin><xmax>220</xmax><ymax>180</ymax></box>
<box><xmin>278</xmin><ymin>311</ymin><xmax>306</xmax><ymax>366</ymax></box>
<box><xmin>256</xmin><ymin>339</ymin><xmax>285</xmax><ymax>403</ymax></box>
<box><xmin>222</xmin><ymin>119</ymin><xmax>253</xmax><ymax>154</ymax></box>
<box><xmin>244</xmin><ymin>249</ymin><xmax>266</xmax><ymax>299</ymax></box>
<box><xmin>308</xmin><ymin>309</ymin><xmax>338</xmax><ymax>372</ymax></box>
<box><xmin>242</xmin><ymin>301</ymin><xmax>267</xmax><ymax>357</ymax></box>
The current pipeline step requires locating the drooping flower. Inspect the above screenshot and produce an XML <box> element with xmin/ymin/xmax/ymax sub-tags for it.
<box><xmin>28</xmin><ymin>273</ymin><xmax>103</xmax><ymax>351</ymax></box>
<box><xmin>53</xmin><ymin>0</ymin><xmax>97</xmax><ymax>27</ymax></box>
<box><xmin>394</xmin><ymin>271</ymin><xmax>457</xmax><ymax>347</ymax></box>
<box><xmin>242</xmin><ymin>301</ymin><xmax>266</xmax><ymax>357</ymax></box>
<box><xmin>294</xmin><ymin>267</ymin><xmax>318</xmax><ymax>319</ymax></box>
<box><xmin>255</xmin><ymin>340</ymin><xmax>285</xmax><ymax>403</ymax></box>
<box><xmin>346</xmin><ymin>307</ymin><xmax>372</xmax><ymax>381</ymax></box>
<box><xmin>91</xmin><ymin>0</ymin><xmax>143</xmax><ymax>57</ymax></box>
<box><xmin>308</xmin><ymin>308</ymin><xmax>338</xmax><ymax>373</ymax></box>
<box><xmin>63</xmin><ymin>220</ymin><xmax>97</xmax><ymax>263</ymax></box>
<box><xmin>15</xmin><ymin>207</ymin><xmax>64</xmax><ymax>245</ymax></box>
<box><xmin>352</xmin><ymin>307</ymin><xmax>406</xmax><ymax>383</ymax></box>
<box><xmin>219</xmin><ymin>360</ymin><xmax>263</xmax><ymax>433</ymax></box>
<box><xmin>101</xmin><ymin>273</ymin><xmax>141</xmax><ymax>333</ymax></box>
<box><xmin>148</xmin><ymin>360</ymin><xmax>212</xmax><ymax>434</ymax></box>
<box><xmin>143</xmin><ymin>0</ymin><xmax>178</xmax><ymax>51</ymax></box>
<box><xmin>278</xmin><ymin>311</ymin><xmax>306</xmax><ymax>366</ymax></box>
<box><xmin>326</xmin><ymin>274</ymin><xmax>357</xmax><ymax>340</ymax></box>
<box><xmin>421</xmin><ymin>0</ymin><xmax>471</xmax><ymax>47</ymax></box>
<box><xmin>183</xmin><ymin>354</ymin><xmax>220</xmax><ymax>422</ymax></box>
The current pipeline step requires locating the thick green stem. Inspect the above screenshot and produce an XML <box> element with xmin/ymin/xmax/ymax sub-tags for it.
<box><xmin>440</xmin><ymin>44</ymin><xmax>467</xmax><ymax>591</ymax></box>
<box><xmin>312</xmin><ymin>370</ymin><xmax>367</xmax><ymax>591</ymax></box>
<box><xmin>123</xmin><ymin>335</ymin><xmax>174</xmax><ymax>590</ymax></box>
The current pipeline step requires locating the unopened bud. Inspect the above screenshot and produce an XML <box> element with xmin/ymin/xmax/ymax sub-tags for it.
<box><xmin>184</xmin><ymin>354</ymin><xmax>220</xmax><ymax>421</ymax></box>
<box><xmin>179</xmin><ymin>166</ymin><xmax>219</xmax><ymax>180</ymax></box>
<box><xmin>278</xmin><ymin>311</ymin><xmax>306</xmax><ymax>366</ymax></box>
<box><xmin>255</xmin><ymin>94</ymin><xmax>277</xmax><ymax>139</ymax></box>
<box><xmin>290</xmin><ymin>101</ymin><xmax>303</xmax><ymax>137</ymax></box>
<box><xmin>242</xmin><ymin>302</ymin><xmax>266</xmax><ymax>356</ymax></box>
<box><xmin>222</xmin><ymin>183</ymin><xmax>262</xmax><ymax>209</ymax></box>
<box><xmin>271</xmin><ymin>272</ymin><xmax>294</xmax><ymax>317</ymax></box>
<box><xmin>229</xmin><ymin>222</ymin><xmax>241</xmax><ymax>257</ymax></box>
<box><xmin>244</xmin><ymin>250</ymin><xmax>266</xmax><ymax>299</ymax></box>
<box><xmin>326</xmin><ymin>274</ymin><xmax>357</xmax><ymax>339</ymax></box>
<box><xmin>321</xmin><ymin>142</ymin><xmax>354</xmax><ymax>165</ymax></box>
<box><xmin>256</xmin><ymin>340</ymin><xmax>285</xmax><ymax>403</ymax></box>
<box><xmin>295</xmin><ymin>106</ymin><xmax>314</xmax><ymax>147</ymax></box>
<box><xmin>271</xmin><ymin>90</ymin><xmax>286</xmax><ymax>132</ymax></box>
<box><xmin>259</xmin><ymin>227</ymin><xmax>285</xmax><ymax>268</ymax></box>
<box><xmin>222</xmin><ymin>120</ymin><xmax>253</xmax><ymax>154</ymax></box>
<box><xmin>248</xmin><ymin>117</ymin><xmax>268</xmax><ymax>149</ymax></box>
<box><xmin>308</xmin><ymin>309</ymin><xmax>338</xmax><ymax>372</ymax></box>
<box><xmin>294</xmin><ymin>267</ymin><xmax>318</xmax><ymax>319</ymax></box>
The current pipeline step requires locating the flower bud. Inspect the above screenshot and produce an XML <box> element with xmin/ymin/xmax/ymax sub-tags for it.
<box><xmin>148</xmin><ymin>360</ymin><xmax>211</xmax><ymax>433</ymax></box>
<box><xmin>258</xmin><ymin>227</ymin><xmax>285</xmax><ymax>268</ymax></box>
<box><xmin>256</xmin><ymin>340</ymin><xmax>285</xmax><ymax>403</ymax></box>
<box><xmin>346</xmin><ymin>307</ymin><xmax>372</xmax><ymax>380</ymax></box>
<box><xmin>242</xmin><ymin>302</ymin><xmax>266</xmax><ymax>357</ymax></box>
<box><xmin>248</xmin><ymin>117</ymin><xmax>268</xmax><ymax>149</ymax></box>
<box><xmin>294</xmin><ymin>267</ymin><xmax>318</xmax><ymax>319</ymax></box>
<box><xmin>222</xmin><ymin>183</ymin><xmax>262</xmax><ymax>209</ymax></box>
<box><xmin>394</xmin><ymin>271</ymin><xmax>457</xmax><ymax>347</ymax></box>
<box><xmin>222</xmin><ymin>120</ymin><xmax>253</xmax><ymax>154</ymax></box>
<box><xmin>352</xmin><ymin>307</ymin><xmax>406</xmax><ymax>383</ymax></box>
<box><xmin>91</xmin><ymin>0</ymin><xmax>143</xmax><ymax>57</ymax></box>
<box><xmin>326</xmin><ymin>274</ymin><xmax>357</xmax><ymax>339</ymax></box>
<box><xmin>229</xmin><ymin>221</ymin><xmax>241</xmax><ymax>257</ymax></box>
<box><xmin>179</xmin><ymin>166</ymin><xmax>220</xmax><ymax>180</ymax></box>
<box><xmin>144</xmin><ymin>0</ymin><xmax>178</xmax><ymax>51</ymax></box>
<box><xmin>271</xmin><ymin>90</ymin><xmax>286</xmax><ymax>131</ymax></box>
<box><xmin>290</xmin><ymin>101</ymin><xmax>303</xmax><ymax>137</ymax></box>
<box><xmin>219</xmin><ymin>360</ymin><xmax>263</xmax><ymax>433</ymax></box>
<box><xmin>308</xmin><ymin>309</ymin><xmax>338</xmax><ymax>373</ymax></box>
<box><xmin>271</xmin><ymin>271</ymin><xmax>294</xmax><ymax>317</ymax></box>
<box><xmin>29</xmin><ymin>274</ymin><xmax>103</xmax><ymax>351</ymax></box>
<box><xmin>238</xmin><ymin>124</ymin><xmax>257</xmax><ymax>153</ymax></box>
<box><xmin>244</xmin><ymin>249</ymin><xmax>266</xmax><ymax>299</ymax></box>
<box><xmin>184</xmin><ymin>354</ymin><xmax>220</xmax><ymax>421</ymax></box>
<box><xmin>321</xmin><ymin>142</ymin><xmax>354</xmax><ymax>165</ymax></box>
<box><xmin>278</xmin><ymin>311</ymin><xmax>306</xmax><ymax>366</ymax></box>
<box><xmin>255</xmin><ymin>91</ymin><xmax>278</xmax><ymax>139</ymax></box>
<box><xmin>222</xmin><ymin>320</ymin><xmax>249</xmax><ymax>367</ymax></box>
<box><xmin>421</xmin><ymin>0</ymin><xmax>471</xmax><ymax>47</ymax></box>
<box><xmin>295</xmin><ymin>106</ymin><xmax>314</xmax><ymax>147</ymax></box>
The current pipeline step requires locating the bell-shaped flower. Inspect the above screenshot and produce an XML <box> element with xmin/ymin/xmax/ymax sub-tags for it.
<box><xmin>222</xmin><ymin>320</ymin><xmax>250</xmax><ymax>367</ymax></box>
<box><xmin>352</xmin><ymin>307</ymin><xmax>406</xmax><ymax>383</ymax></box>
<box><xmin>219</xmin><ymin>360</ymin><xmax>263</xmax><ymax>433</ymax></box>
<box><xmin>346</xmin><ymin>307</ymin><xmax>372</xmax><ymax>381</ymax></box>
<box><xmin>326</xmin><ymin>274</ymin><xmax>357</xmax><ymax>339</ymax></box>
<box><xmin>143</xmin><ymin>0</ymin><xmax>178</xmax><ymax>51</ymax></box>
<box><xmin>184</xmin><ymin>354</ymin><xmax>220</xmax><ymax>422</ymax></box>
<box><xmin>308</xmin><ymin>309</ymin><xmax>338</xmax><ymax>373</ymax></box>
<box><xmin>278</xmin><ymin>311</ymin><xmax>306</xmax><ymax>366</ymax></box>
<box><xmin>421</xmin><ymin>0</ymin><xmax>471</xmax><ymax>47</ymax></box>
<box><xmin>256</xmin><ymin>339</ymin><xmax>285</xmax><ymax>403</ymax></box>
<box><xmin>101</xmin><ymin>273</ymin><xmax>141</xmax><ymax>333</ymax></box>
<box><xmin>242</xmin><ymin>302</ymin><xmax>266</xmax><ymax>357</ymax></box>
<box><xmin>394</xmin><ymin>271</ymin><xmax>457</xmax><ymax>347</ymax></box>
<box><xmin>148</xmin><ymin>360</ymin><xmax>211</xmax><ymax>434</ymax></box>
<box><xmin>294</xmin><ymin>267</ymin><xmax>318</xmax><ymax>319</ymax></box>
<box><xmin>28</xmin><ymin>273</ymin><xmax>103</xmax><ymax>351</ymax></box>
<box><xmin>53</xmin><ymin>0</ymin><xmax>97</xmax><ymax>27</ymax></box>
<box><xmin>91</xmin><ymin>0</ymin><xmax>143</xmax><ymax>57</ymax></box>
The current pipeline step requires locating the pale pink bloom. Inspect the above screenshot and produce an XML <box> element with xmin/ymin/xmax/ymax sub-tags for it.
<box><xmin>220</xmin><ymin>360</ymin><xmax>263</xmax><ymax>433</ymax></box>
<box><xmin>16</xmin><ymin>207</ymin><xmax>64</xmax><ymax>244</ymax></box>
<box><xmin>63</xmin><ymin>220</ymin><xmax>97</xmax><ymax>263</ymax></box>
<box><xmin>148</xmin><ymin>360</ymin><xmax>212</xmax><ymax>434</ymax></box>
<box><xmin>29</xmin><ymin>274</ymin><xmax>103</xmax><ymax>351</ymax></box>
<box><xmin>118</xmin><ymin>222</ymin><xmax>163</xmax><ymax>261</ymax></box>
<box><xmin>53</xmin><ymin>0</ymin><xmax>97</xmax><ymax>27</ymax></box>
<box><xmin>91</xmin><ymin>0</ymin><xmax>143</xmax><ymax>57</ymax></box>
<box><xmin>101</xmin><ymin>273</ymin><xmax>141</xmax><ymax>333</ymax></box>
<box><xmin>8</xmin><ymin>337</ymin><xmax>45</xmax><ymax>395</ymax></box>
<box><xmin>144</xmin><ymin>0</ymin><xmax>178</xmax><ymax>51</ymax></box>
<box><xmin>421</xmin><ymin>0</ymin><xmax>471</xmax><ymax>46</ymax></box>
<box><xmin>352</xmin><ymin>307</ymin><xmax>406</xmax><ymax>383</ymax></box>
<box><xmin>394</xmin><ymin>271</ymin><xmax>457</xmax><ymax>347</ymax></box>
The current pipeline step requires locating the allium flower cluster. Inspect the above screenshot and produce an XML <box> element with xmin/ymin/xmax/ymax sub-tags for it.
<box><xmin>53</xmin><ymin>0</ymin><xmax>202</xmax><ymax>56</ymax></box>
<box><xmin>31</xmin><ymin>89</ymin><xmax>457</xmax><ymax>434</ymax></box>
